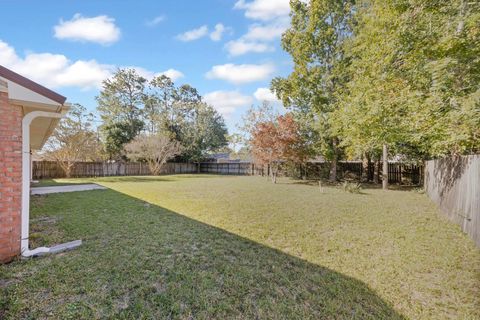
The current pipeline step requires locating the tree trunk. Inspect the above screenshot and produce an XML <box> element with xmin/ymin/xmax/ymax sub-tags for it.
<box><xmin>329</xmin><ymin>138</ymin><xmax>338</xmax><ymax>182</ymax></box>
<box><xmin>271</xmin><ymin>164</ymin><xmax>277</xmax><ymax>184</ymax></box>
<box><xmin>373</xmin><ymin>159</ymin><xmax>379</xmax><ymax>184</ymax></box>
<box><xmin>382</xmin><ymin>144</ymin><xmax>388</xmax><ymax>190</ymax></box>
<box><xmin>63</xmin><ymin>161</ymin><xmax>73</xmax><ymax>178</ymax></box>
<box><xmin>329</xmin><ymin>161</ymin><xmax>337</xmax><ymax>182</ymax></box>
<box><xmin>361</xmin><ymin>153</ymin><xmax>369</xmax><ymax>182</ymax></box>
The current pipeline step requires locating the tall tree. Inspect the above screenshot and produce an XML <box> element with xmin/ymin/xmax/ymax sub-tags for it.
<box><xmin>97</xmin><ymin>69</ymin><xmax>228</xmax><ymax>161</ymax></box>
<box><xmin>177</xmin><ymin>102</ymin><xmax>228</xmax><ymax>162</ymax></box>
<box><xmin>97</xmin><ymin>68</ymin><xmax>146</xmax><ymax>157</ymax></box>
<box><xmin>97</xmin><ymin>68</ymin><xmax>147</xmax><ymax>126</ymax></box>
<box><xmin>145</xmin><ymin>75</ymin><xmax>177</xmax><ymax>134</ymax></box>
<box><xmin>332</xmin><ymin>1</ymin><xmax>412</xmax><ymax>189</ymax></box>
<box><xmin>395</xmin><ymin>0</ymin><xmax>480</xmax><ymax>156</ymax></box>
<box><xmin>333</xmin><ymin>0</ymin><xmax>480</xmax><ymax>189</ymax></box>
<box><xmin>168</xmin><ymin>84</ymin><xmax>202</xmax><ymax>143</ymax></box>
<box><xmin>102</xmin><ymin>119</ymin><xmax>144</xmax><ymax>159</ymax></box>
<box><xmin>272</xmin><ymin>0</ymin><xmax>356</xmax><ymax>182</ymax></box>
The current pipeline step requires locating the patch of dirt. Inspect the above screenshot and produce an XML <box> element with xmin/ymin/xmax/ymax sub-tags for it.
<box><xmin>31</xmin><ymin>216</ymin><xmax>59</xmax><ymax>224</ymax></box>
<box><xmin>153</xmin><ymin>281</ymin><xmax>167</xmax><ymax>294</ymax></box>
<box><xmin>114</xmin><ymin>294</ymin><xmax>130</xmax><ymax>311</ymax></box>
<box><xmin>0</xmin><ymin>279</ymin><xmax>14</xmax><ymax>289</ymax></box>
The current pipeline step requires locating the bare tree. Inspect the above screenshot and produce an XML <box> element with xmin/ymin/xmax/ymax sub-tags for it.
<box><xmin>124</xmin><ymin>134</ymin><xmax>182</xmax><ymax>175</ymax></box>
<box><xmin>45</xmin><ymin>104</ymin><xmax>104</xmax><ymax>178</ymax></box>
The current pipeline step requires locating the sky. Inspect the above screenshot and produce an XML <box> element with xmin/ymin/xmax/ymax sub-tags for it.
<box><xmin>0</xmin><ymin>0</ymin><xmax>292</xmax><ymax>133</ymax></box>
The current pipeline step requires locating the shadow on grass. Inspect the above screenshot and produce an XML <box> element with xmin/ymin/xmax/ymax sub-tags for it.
<box><xmin>1</xmin><ymin>189</ymin><xmax>405</xmax><ymax>319</ymax></box>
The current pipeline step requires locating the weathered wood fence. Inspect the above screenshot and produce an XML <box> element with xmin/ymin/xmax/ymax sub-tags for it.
<box><xmin>32</xmin><ymin>161</ymin><xmax>198</xmax><ymax>179</ymax></box>
<box><xmin>425</xmin><ymin>155</ymin><xmax>480</xmax><ymax>247</ymax></box>
<box><xmin>199</xmin><ymin>162</ymin><xmax>254</xmax><ymax>175</ymax></box>
<box><xmin>302</xmin><ymin>162</ymin><xmax>423</xmax><ymax>184</ymax></box>
<box><xmin>33</xmin><ymin>160</ymin><xmax>423</xmax><ymax>185</ymax></box>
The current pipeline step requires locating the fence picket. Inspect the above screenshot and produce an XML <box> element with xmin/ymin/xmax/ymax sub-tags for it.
<box><xmin>32</xmin><ymin>161</ymin><xmax>423</xmax><ymax>185</ymax></box>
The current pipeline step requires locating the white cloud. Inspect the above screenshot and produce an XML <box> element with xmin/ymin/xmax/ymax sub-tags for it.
<box><xmin>0</xmin><ymin>40</ymin><xmax>113</xmax><ymax>89</ymax></box>
<box><xmin>54</xmin><ymin>60</ymin><xmax>113</xmax><ymax>89</ymax></box>
<box><xmin>254</xmin><ymin>87</ymin><xmax>280</xmax><ymax>103</ymax></box>
<box><xmin>0</xmin><ymin>40</ymin><xmax>20</xmax><ymax>65</ymax></box>
<box><xmin>127</xmin><ymin>66</ymin><xmax>156</xmax><ymax>80</ymax></box>
<box><xmin>225</xmin><ymin>39</ymin><xmax>274</xmax><ymax>56</ymax></box>
<box><xmin>204</xmin><ymin>90</ymin><xmax>253</xmax><ymax>118</ymax></box>
<box><xmin>234</xmin><ymin>0</ymin><xmax>290</xmax><ymax>21</ymax></box>
<box><xmin>0</xmin><ymin>40</ymin><xmax>180</xmax><ymax>90</ymax></box>
<box><xmin>160</xmin><ymin>68</ymin><xmax>184</xmax><ymax>81</ymax></box>
<box><xmin>205</xmin><ymin>63</ymin><xmax>275</xmax><ymax>84</ymax></box>
<box><xmin>210</xmin><ymin>23</ymin><xmax>227</xmax><ymax>41</ymax></box>
<box><xmin>225</xmin><ymin>17</ymin><xmax>288</xmax><ymax>56</ymax></box>
<box><xmin>146</xmin><ymin>15</ymin><xmax>166</xmax><ymax>27</ymax></box>
<box><xmin>176</xmin><ymin>25</ymin><xmax>209</xmax><ymax>42</ymax></box>
<box><xmin>244</xmin><ymin>19</ymin><xmax>289</xmax><ymax>41</ymax></box>
<box><xmin>125</xmin><ymin>67</ymin><xmax>184</xmax><ymax>82</ymax></box>
<box><xmin>54</xmin><ymin>13</ymin><xmax>121</xmax><ymax>45</ymax></box>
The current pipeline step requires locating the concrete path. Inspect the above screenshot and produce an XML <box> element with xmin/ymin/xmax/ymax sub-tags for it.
<box><xmin>31</xmin><ymin>184</ymin><xmax>107</xmax><ymax>195</ymax></box>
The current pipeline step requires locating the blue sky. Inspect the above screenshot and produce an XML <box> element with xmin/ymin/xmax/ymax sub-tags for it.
<box><xmin>0</xmin><ymin>0</ymin><xmax>292</xmax><ymax>132</ymax></box>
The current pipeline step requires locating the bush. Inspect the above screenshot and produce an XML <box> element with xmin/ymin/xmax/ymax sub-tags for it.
<box><xmin>342</xmin><ymin>181</ymin><xmax>362</xmax><ymax>194</ymax></box>
<box><xmin>283</xmin><ymin>162</ymin><xmax>303</xmax><ymax>179</ymax></box>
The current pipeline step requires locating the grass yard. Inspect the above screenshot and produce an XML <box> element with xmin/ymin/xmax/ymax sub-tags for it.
<box><xmin>1</xmin><ymin>175</ymin><xmax>479</xmax><ymax>319</ymax></box>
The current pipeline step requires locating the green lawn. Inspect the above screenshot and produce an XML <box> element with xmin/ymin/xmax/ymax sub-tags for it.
<box><xmin>32</xmin><ymin>178</ymin><xmax>92</xmax><ymax>187</ymax></box>
<box><xmin>2</xmin><ymin>175</ymin><xmax>479</xmax><ymax>319</ymax></box>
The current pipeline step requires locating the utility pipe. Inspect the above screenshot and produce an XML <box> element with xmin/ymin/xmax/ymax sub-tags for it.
<box><xmin>21</xmin><ymin>111</ymin><xmax>64</xmax><ymax>257</ymax></box>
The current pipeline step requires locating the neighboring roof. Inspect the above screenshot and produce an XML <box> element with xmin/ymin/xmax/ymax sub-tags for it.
<box><xmin>208</xmin><ymin>153</ymin><xmax>230</xmax><ymax>159</ymax></box>
<box><xmin>0</xmin><ymin>65</ymin><xmax>66</xmax><ymax>105</ymax></box>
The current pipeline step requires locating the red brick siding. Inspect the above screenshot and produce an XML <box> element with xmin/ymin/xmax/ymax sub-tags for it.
<box><xmin>0</xmin><ymin>90</ymin><xmax>22</xmax><ymax>263</ymax></box>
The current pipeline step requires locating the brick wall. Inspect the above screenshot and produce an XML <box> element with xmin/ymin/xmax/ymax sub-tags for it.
<box><xmin>0</xmin><ymin>83</ymin><xmax>23</xmax><ymax>263</ymax></box>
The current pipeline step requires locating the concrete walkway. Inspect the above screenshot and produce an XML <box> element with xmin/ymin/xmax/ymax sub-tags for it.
<box><xmin>31</xmin><ymin>184</ymin><xmax>107</xmax><ymax>195</ymax></box>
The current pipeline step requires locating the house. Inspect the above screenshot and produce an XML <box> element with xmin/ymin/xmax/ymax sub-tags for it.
<box><xmin>0</xmin><ymin>65</ymin><xmax>69</xmax><ymax>263</ymax></box>
<box><xmin>205</xmin><ymin>152</ymin><xmax>231</xmax><ymax>162</ymax></box>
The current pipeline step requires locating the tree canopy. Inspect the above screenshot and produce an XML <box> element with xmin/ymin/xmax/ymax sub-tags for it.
<box><xmin>270</xmin><ymin>0</ymin><xmax>480</xmax><ymax>188</ymax></box>
<box><xmin>97</xmin><ymin>68</ymin><xmax>228</xmax><ymax>161</ymax></box>
<box><xmin>272</xmin><ymin>0</ymin><xmax>356</xmax><ymax>181</ymax></box>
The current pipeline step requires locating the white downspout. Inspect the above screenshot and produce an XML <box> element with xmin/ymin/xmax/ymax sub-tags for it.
<box><xmin>21</xmin><ymin>111</ymin><xmax>62</xmax><ymax>257</ymax></box>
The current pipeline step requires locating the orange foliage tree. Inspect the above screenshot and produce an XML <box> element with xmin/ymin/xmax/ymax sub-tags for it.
<box><xmin>251</xmin><ymin>113</ymin><xmax>309</xmax><ymax>183</ymax></box>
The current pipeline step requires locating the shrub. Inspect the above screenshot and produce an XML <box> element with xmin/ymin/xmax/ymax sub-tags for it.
<box><xmin>342</xmin><ymin>181</ymin><xmax>362</xmax><ymax>194</ymax></box>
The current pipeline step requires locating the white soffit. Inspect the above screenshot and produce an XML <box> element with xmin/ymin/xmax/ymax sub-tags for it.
<box><xmin>0</xmin><ymin>76</ymin><xmax>62</xmax><ymax>107</ymax></box>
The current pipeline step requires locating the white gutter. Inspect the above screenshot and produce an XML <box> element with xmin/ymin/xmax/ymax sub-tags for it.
<box><xmin>21</xmin><ymin>110</ymin><xmax>81</xmax><ymax>257</ymax></box>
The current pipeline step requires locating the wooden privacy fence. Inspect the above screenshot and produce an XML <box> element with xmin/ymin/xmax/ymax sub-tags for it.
<box><xmin>32</xmin><ymin>161</ymin><xmax>198</xmax><ymax>179</ymax></box>
<box><xmin>425</xmin><ymin>155</ymin><xmax>480</xmax><ymax>247</ymax></box>
<box><xmin>33</xmin><ymin>160</ymin><xmax>423</xmax><ymax>185</ymax></box>
<box><xmin>199</xmin><ymin>162</ymin><xmax>254</xmax><ymax>175</ymax></box>
<box><xmin>301</xmin><ymin>162</ymin><xmax>423</xmax><ymax>185</ymax></box>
